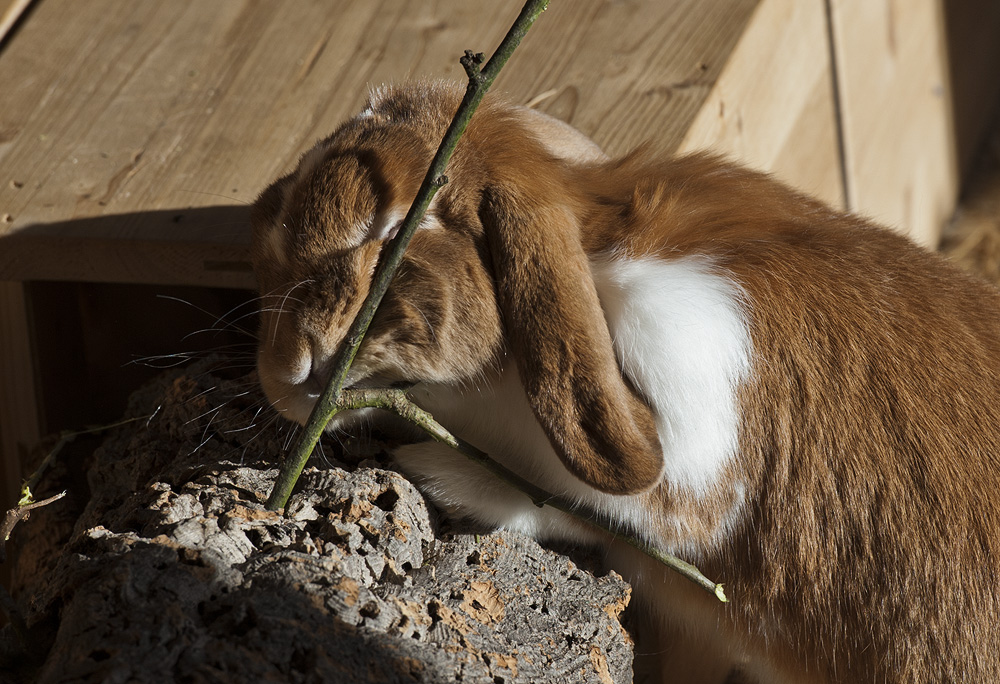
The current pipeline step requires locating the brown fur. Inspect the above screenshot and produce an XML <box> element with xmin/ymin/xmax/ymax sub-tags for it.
<box><xmin>252</xmin><ymin>81</ymin><xmax>1000</xmax><ymax>681</ymax></box>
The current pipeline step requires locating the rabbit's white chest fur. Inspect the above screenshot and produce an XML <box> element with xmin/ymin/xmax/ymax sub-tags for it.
<box><xmin>401</xmin><ymin>255</ymin><xmax>752</xmax><ymax>550</ymax></box>
<box><xmin>591</xmin><ymin>256</ymin><xmax>752</xmax><ymax>494</ymax></box>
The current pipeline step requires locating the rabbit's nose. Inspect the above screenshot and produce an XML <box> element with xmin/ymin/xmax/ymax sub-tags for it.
<box><xmin>302</xmin><ymin>327</ymin><xmax>336</xmax><ymax>395</ymax></box>
<box><xmin>304</xmin><ymin>371</ymin><xmax>321</xmax><ymax>396</ymax></box>
<box><xmin>305</xmin><ymin>362</ymin><xmax>331</xmax><ymax>396</ymax></box>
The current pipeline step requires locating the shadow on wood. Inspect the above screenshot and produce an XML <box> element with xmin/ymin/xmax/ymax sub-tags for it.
<box><xmin>940</xmin><ymin>0</ymin><xmax>1000</xmax><ymax>181</ymax></box>
<box><xmin>0</xmin><ymin>206</ymin><xmax>254</xmax><ymax>288</ymax></box>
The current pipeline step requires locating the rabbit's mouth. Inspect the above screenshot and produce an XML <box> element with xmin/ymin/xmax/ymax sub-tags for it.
<box><xmin>259</xmin><ymin>354</ymin><xmax>424</xmax><ymax>431</ymax></box>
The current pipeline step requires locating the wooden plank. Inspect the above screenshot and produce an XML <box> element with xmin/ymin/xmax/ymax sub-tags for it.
<box><xmin>0</xmin><ymin>281</ymin><xmax>39</xmax><ymax>507</ymax></box>
<box><xmin>679</xmin><ymin>0</ymin><xmax>843</xmax><ymax>207</ymax></box>
<box><xmin>3</xmin><ymin>208</ymin><xmax>255</xmax><ymax>288</ymax></box>
<box><xmin>0</xmin><ymin>0</ymin><xmax>762</xmax><ymax>286</ymax></box>
<box><xmin>519</xmin><ymin>0</ymin><xmax>761</xmax><ymax>156</ymax></box>
<box><xmin>828</xmin><ymin>0</ymin><xmax>957</xmax><ymax>246</ymax></box>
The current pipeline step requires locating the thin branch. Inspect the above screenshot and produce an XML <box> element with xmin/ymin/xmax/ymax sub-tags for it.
<box><xmin>1</xmin><ymin>492</ymin><xmax>66</xmax><ymax>550</ymax></box>
<box><xmin>0</xmin><ymin>415</ymin><xmax>145</xmax><ymax>645</ymax></box>
<box><xmin>20</xmin><ymin>415</ymin><xmax>147</xmax><ymax>505</ymax></box>
<box><xmin>0</xmin><ymin>490</ymin><xmax>66</xmax><ymax>653</ymax></box>
<box><xmin>265</xmin><ymin>0</ymin><xmax>550</xmax><ymax>512</ymax></box>
<box><xmin>339</xmin><ymin>388</ymin><xmax>727</xmax><ymax>602</ymax></box>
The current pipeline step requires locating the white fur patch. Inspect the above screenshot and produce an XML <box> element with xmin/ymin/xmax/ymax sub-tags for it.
<box><xmin>363</xmin><ymin>84</ymin><xmax>389</xmax><ymax>115</ymax></box>
<box><xmin>368</xmin><ymin>208</ymin><xmax>404</xmax><ymax>242</ymax></box>
<box><xmin>591</xmin><ymin>256</ymin><xmax>752</xmax><ymax>496</ymax></box>
<box><xmin>395</xmin><ymin>254</ymin><xmax>752</xmax><ymax>555</ymax></box>
<box><xmin>364</xmin><ymin>207</ymin><xmax>441</xmax><ymax>244</ymax></box>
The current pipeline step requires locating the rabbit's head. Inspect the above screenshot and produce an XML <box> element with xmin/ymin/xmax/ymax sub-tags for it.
<box><xmin>251</xmin><ymin>81</ymin><xmax>663</xmax><ymax>495</ymax></box>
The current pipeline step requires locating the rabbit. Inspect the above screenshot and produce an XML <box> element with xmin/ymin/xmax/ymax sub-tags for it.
<box><xmin>250</xmin><ymin>80</ymin><xmax>1000</xmax><ymax>683</ymax></box>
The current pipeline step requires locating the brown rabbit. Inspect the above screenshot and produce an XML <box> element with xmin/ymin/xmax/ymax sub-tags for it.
<box><xmin>251</xmin><ymin>81</ymin><xmax>1000</xmax><ymax>682</ymax></box>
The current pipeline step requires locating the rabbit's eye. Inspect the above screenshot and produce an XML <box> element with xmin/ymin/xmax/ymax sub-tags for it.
<box><xmin>365</xmin><ymin>208</ymin><xmax>405</xmax><ymax>243</ymax></box>
<box><xmin>385</xmin><ymin>221</ymin><xmax>403</xmax><ymax>241</ymax></box>
<box><xmin>366</xmin><ymin>208</ymin><xmax>439</xmax><ymax>245</ymax></box>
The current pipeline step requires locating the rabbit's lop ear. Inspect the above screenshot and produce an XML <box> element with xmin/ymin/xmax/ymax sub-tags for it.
<box><xmin>480</xmin><ymin>184</ymin><xmax>664</xmax><ymax>495</ymax></box>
